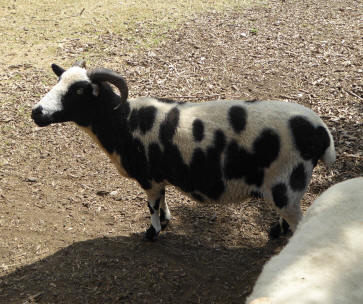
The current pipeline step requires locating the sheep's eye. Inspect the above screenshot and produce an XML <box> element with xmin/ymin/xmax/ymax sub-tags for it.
<box><xmin>76</xmin><ymin>88</ymin><xmax>84</xmax><ymax>95</ymax></box>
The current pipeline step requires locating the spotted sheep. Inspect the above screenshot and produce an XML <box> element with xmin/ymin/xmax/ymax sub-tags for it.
<box><xmin>31</xmin><ymin>61</ymin><xmax>336</xmax><ymax>240</ymax></box>
<box><xmin>247</xmin><ymin>177</ymin><xmax>363</xmax><ymax>304</ymax></box>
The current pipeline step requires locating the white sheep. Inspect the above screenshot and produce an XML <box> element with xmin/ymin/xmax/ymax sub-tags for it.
<box><xmin>246</xmin><ymin>177</ymin><xmax>363</xmax><ymax>304</ymax></box>
<box><xmin>31</xmin><ymin>60</ymin><xmax>336</xmax><ymax>240</ymax></box>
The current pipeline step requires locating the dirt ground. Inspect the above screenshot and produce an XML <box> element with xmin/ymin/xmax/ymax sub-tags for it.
<box><xmin>0</xmin><ymin>0</ymin><xmax>362</xmax><ymax>303</ymax></box>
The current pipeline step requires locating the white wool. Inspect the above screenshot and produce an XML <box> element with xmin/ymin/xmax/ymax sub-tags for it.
<box><xmin>247</xmin><ymin>177</ymin><xmax>363</xmax><ymax>304</ymax></box>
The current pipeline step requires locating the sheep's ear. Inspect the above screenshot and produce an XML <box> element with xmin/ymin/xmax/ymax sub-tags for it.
<box><xmin>51</xmin><ymin>64</ymin><xmax>65</xmax><ymax>77</ymax></box>
<box><xmin>91</xmin><ymin>83</ymin><xmax>100</xmax><ymax>97</ymax></box>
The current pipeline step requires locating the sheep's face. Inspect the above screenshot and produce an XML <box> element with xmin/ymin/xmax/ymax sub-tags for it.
<box><xmin>31</xmin><ymin>64</ymin><xmax>99</xmax><ymax>127</ymax></box>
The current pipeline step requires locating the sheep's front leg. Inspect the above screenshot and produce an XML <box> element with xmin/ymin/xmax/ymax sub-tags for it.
<box><xmin>145</xmin><ymin>186</ymin><xmax>166</xmax><ymax>241</ymax></box>
<box><xmin>159</xmin><ymin>189</ymin><xmax>171</xmax><ymax>230</ymax></box>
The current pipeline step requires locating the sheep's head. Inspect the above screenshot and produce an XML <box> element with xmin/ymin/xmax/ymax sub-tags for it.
<box><xmin>31</xmin><ymin>60</ymin><xmax>128</xmax><ymax>127</ymax></box>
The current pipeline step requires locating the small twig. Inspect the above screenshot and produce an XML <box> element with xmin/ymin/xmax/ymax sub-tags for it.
<box><xmin>299</xmin><ymin>88</ymin><xmax>315</xmax><ymax>97</ymax></box>
<box><xmin>278</xmin><ymin>95</ymin><xmax>294</xmax><ymax>100</ymax></box>
<box><xmin>344</xmin><ymin>89</ymin><xmax>363</xmax><ymax>101</ymax></box>
<box><xmin>27</xmin><ymin>292</ymin><xmax>44</xmax><ymax>302</ymax></box>
<box><xmin>40</xmin><ymin>8</ymin><xmax>86</xmax><ymax>21</ymax></box>
<box><xmin>342</xmin><ymin>153</ymin><xmax>362</xmax><ymax>159</ymax></box>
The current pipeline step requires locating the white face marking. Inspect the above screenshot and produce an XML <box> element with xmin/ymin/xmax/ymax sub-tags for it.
<box><xmin>33</xmin><ymin>67</ymin><xmax>90</xmax><ymax>116</ymax></box>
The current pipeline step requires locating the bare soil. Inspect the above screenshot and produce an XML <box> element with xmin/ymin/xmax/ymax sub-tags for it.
<box><xmin>0</xmin><ymin>0</ymin><xmax>362</xmax><ymax>303</ymax></box>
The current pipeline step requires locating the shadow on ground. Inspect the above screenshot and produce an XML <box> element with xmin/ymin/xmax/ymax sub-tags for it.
<box><xmin>0</xmin><ymin>232</ymin><xmax>284</xmax><ymax>304</ymax></box>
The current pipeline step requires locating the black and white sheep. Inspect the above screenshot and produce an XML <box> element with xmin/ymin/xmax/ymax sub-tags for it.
<box><xmin>246</xmin><ymin>177</ymin><xmax>363</xmax><ymax>304</ymax></box>
<box><xmin>31</xmin><ymin>61</ymin><xmax>336</xmax><ymax>240</ymax></box>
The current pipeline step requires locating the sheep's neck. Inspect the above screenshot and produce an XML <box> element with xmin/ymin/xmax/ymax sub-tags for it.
<box><xmin>79</xmin><ymin>93</ymin><xmax>133</xmax><ymax>178</ymax></box>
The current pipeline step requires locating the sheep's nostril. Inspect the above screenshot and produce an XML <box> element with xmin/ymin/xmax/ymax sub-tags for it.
<box><xmin>31</xmin><ymin>106</ymin><xmax>43</xmax><ymax>119</ymax></box>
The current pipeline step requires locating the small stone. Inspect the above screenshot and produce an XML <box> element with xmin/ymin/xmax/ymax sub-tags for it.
<box><xmin>25</xmin><ymin>177</ymin><xmax>37</xmax><ymax>183</ymax></box>
<box><xmin>110</xmin><ymin>190</ymin><xmax>118</xmax><ymax>196</ymax></box>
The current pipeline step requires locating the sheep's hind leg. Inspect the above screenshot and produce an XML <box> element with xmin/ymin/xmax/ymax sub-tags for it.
<box><xmin>145</xmin><ymin>186</ymin><xmax>165</xmax><ymax>241</ymax></box>
<box><xmin>269</xmin><ymin>217</ymin><xmax>291</xmax><ymax>239</ymax></box>
<box><xmin>265</xmin><ymin>183</ymin><xmax>303</xmax><ymax>239</ymax></box>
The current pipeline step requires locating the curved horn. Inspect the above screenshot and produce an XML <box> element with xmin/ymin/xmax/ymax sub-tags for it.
<box><xmin>73</xmin><ymin>59</ymin><xmax>86</xmax><ymax>68</ymax></box>
<box><xmin>88</xmin><ymin>68</ymin><xmax>128</xmax><ymax>103</ymax></box>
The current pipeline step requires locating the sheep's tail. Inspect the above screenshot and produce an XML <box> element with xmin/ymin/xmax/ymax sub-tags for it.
<box><xmin>321</xmin><ymin>128</ymin><xmax>336</xmax><ymax>166</ymax></box>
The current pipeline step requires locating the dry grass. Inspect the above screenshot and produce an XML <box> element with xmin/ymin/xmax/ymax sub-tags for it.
<box><xmin>0</xmin><ymin>0</ymin><xmax>256</xmax><ymax>68</ymax></box>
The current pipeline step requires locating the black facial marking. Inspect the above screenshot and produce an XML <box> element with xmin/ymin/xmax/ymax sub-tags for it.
<box><xmin>160</xmin><ymin>189</ymin><xmax>165</xmax><ymax>196</ymax></box>
<box><xmin>147</xmin><ymin>202</ymin><xmax>154</xmax><ymax>214</ymax></box>
<box><xmin>48</xmin><ymin>80</ymin><xmax>99</xmax><ymax>128</ymax></box>
<box><xmin>289</xmin><ymin>116</ymin><xmax>330</xmax><ymax>166</ymax></box>
<box><xmin>192</xmin><ymin>119</ymin><xmax>205</xmax><ymax>142</ymax></box>
<box><xmin>228</xmin><ymin>105</ymin><xmax>247</xmax><ymax>134</ymax></box>
<box><xmin>290</xmin><ymin>163</ymin><xmax>307</xmax><ymax>191</ymax></box>
<box><xmin>272</xmin><ymin>183</ymin><xmax>288</xmax><ymax>209</ymax></box>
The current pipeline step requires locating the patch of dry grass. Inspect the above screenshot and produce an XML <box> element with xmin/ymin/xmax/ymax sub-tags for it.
<box><xmin>0</xmin><ymin>0</ymin><xmax>257</xmax><ymax>68</ymax></box>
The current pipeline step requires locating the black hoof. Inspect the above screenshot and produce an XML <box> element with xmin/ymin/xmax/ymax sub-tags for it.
<box><xmin>144</xmin><ymin>226</ymin><xmax>159</xmax><ymax>241</ymax></box>
<box><xmin>161</xmin><ymin>219</ymin><xmax>170</xmax><ymax>231</ymax></box>
<box><xmin>269</xmin><ymin>219</ymin><xmax>291</xmax><ymax>239</ymax></box>
<box><xmin>269</xmin><ymin>223</ymin><xmax>282</xmax><ymax>239</ymax></box>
